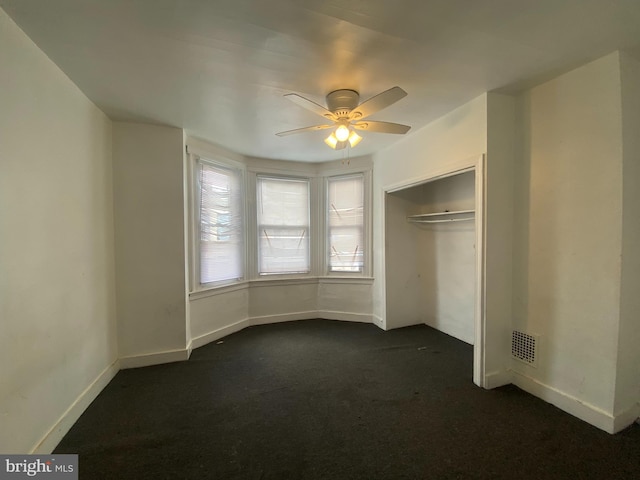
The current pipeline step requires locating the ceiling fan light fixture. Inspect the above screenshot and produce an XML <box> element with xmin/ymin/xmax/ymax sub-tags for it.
<box><xmin>335</xmin><ymin>124</ymin><xmax>350</xmax><ymax>142</ymax></box>
<box><xmin>348</xmin><ymin>131</ymin><xmax>362</xmax><ymax>147</ymax></box>
<box><xmin>324</xmin><ymin>133</ymin><xmax>338</xmax><ymax>149</ymax></box>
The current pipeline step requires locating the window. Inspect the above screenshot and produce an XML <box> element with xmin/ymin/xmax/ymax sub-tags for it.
<box><xmin>197</xmin><ymin>160</ymin><xmax>244</xmax><ymax>285</ymax></box>
<box><xmin>328</xmin><ymin>174</ymin><xmax>364</xmax><ymax>272</ymax></box>
<box><xmin>190</xmin><ymin>142</ymin><xmax>371</xmax><ymax>288</ymax></box>
<box><xmin>257</xmin><ymin>176</ymin><xmax>310</xmax><ymax>275</ymax></box>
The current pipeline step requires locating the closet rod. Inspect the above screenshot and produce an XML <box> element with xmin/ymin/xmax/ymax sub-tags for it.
<box><xmin>407</xmin><ymin>209</ymin><xmax>475</xmax><ymax>219</ymax></box>
<box><xmin>408</xmin><ymin>217</ymin><xmax>474</xmax><ymax>224</ymax></box>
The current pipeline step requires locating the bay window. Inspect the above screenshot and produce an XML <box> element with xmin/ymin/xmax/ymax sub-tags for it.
<box><xmin>191</xmin><ymin>145</ymin><xmax>371</xmax><ymax>291</ymax></box>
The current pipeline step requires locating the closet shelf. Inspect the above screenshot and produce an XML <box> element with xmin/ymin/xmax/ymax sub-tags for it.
<box><xmin>407</xmin><ymin>209</ymin><xmax>475</xmax><ymax>224</ymax></box>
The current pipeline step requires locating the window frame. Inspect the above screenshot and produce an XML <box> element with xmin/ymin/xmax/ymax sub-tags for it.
<box><xmin>190</xmin><ymin>154</ymin><xmax>247</xmax><ymax>291</ymax></box>
<box><xmin>326</xmin><ymin>173</ymin><xmax>366</xmax><ymax>274</ymax></box>
<box><xmin>324</xmin><ymin>170</ymin><xmax>372</xmax><ymax>277</ymax></box>
<box><xmin>255</xmin><ymin>174</ymin><xmax>312</xmax><ymax>277</ymax></box>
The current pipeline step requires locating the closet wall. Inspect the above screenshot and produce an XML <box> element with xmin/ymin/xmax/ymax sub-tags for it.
<box><xmin>385</xmin><ymin>171</ymin><xmax>476</xmax><ymax>344</ymax></box>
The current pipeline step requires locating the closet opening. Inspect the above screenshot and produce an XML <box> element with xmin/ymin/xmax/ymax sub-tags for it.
<box><xmin>383</xmin><ymin>158</ymin><xmax>485</xmax><ymax>387</ymax></box>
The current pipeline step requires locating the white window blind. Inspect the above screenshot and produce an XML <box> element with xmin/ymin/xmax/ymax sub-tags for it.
<box><xmin>328</xmin><ymin>174</ymin><xmax>364</xmax><ymax>272</ymax></box>
<box><xmin>257</xmin><ymin>176</ymin><xmax>310</xmax><ymax>275</ymax></box>
<box><xmin>198</xmin><ymin>161</ymin><xmax>244</xmax><ymax>284</ymax></box>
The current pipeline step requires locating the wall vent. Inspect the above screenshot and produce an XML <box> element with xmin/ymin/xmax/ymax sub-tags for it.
<box><xmin>511</xmin><ymin>330</ymin><xmax>538</xmax><ymax>367</ymax></box>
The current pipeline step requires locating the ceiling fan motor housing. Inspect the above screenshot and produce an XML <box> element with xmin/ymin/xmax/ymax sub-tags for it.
<box><xmin>326</xmin><ymin>89</ymin><xmax>360</xmax><ymax>117</ymax></box>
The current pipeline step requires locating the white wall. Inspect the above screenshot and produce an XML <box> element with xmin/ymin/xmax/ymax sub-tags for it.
<box><xmin>189</xmin><ymin>286</ymin><xmax>250</xmax><ymax>347</ymax></box>
<box><xmin>418</xmin><ymin>173</ymin><xmax>476</xmax><ymax>344</ymax></box>
<box><xmin>373</xmin><ymin>94</ymin><xmax>488</xmax><ymax>329</ymax></box>
<box><xmin>316</xmin><ymin>279</ymin><xmax>373</xmax><ymax>321</ymax></box>
<box><xmin>0</xmin><ymin>9</ymin><xmax>117</xmax><ymax>453</ymax></box>
<box><xmin>384</xmin><ymin>191</ymin><xmax>425</xmax><ymax>329</ymax></box>
<box><xmin>113</xmin><ymin>123</ymin><xmax>188</xmax><ymax>366</ymax></box>
<box><xmin>615</xmin><ymin>52</ymin><xmax>640</xmax><ymax>423</ymax></box>
<box><xmin>189</xmin><ymin>278</ymin><xmax>374</xmax><ymax>348</ymax></box>
<box><xmin>249</xmin><ymin>281</ymin><xmax>319</xmax><ymax>321</ymax></box>
<box><xmin>511</xmin><ymin>52</ymin><xmax>624</xmax><ymax>428</ymax></box>
<box><xmin>484</xmin><ymin>93</ymin><xmax>517</xmax><ymax>384</ymax></box>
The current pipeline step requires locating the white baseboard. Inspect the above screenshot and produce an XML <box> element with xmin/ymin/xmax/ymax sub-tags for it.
<box><xmin>119</xmin><ymin>348</ymin><xmax>191</xmax><ymax>369</ymax></box>
<box><xmin>249</xmin><ymin>310</ymin><xmax>373</xmax><ymax>327</ymax></box>
<box><xmin>190</xmin><ymin>318</ymin><xmax>251</xmax><ymax>350</ymax></box>
<box><xmin>31</xmin><ymin>360</ymin><xmax>120</xmax><ymax>454</ymax></box>
<box><xmin>372</xmin><ymin>315</ymin><xmax>386</xmax><ymax>330</ymax></box>
<box><xmin>511</xmin><ymin>370</ymin><xmax>620</xmax><ymax>434</ymax></box>
<box><xmin>317</xmin><ymin>310</ymin><xmax>372</xmax><ymax>323</ymax></box>
<box><xmin>613</xmin><ymin>402</ymin><xmax>640</xmax><ymax>433</ymax></box>
<box><xmin>484</xmin><ymin>370</ymin><xmax>512</xmax><ymax>389</ymax></box>
<box><xmin>190</xmin><ymin>311</ymin><xmax>374</xmax><ymax>350</ymax></box>
<box><xmin>250</xmin><ymin>311</ymin><xmax>318</xmax><ymax>326</ymax></box>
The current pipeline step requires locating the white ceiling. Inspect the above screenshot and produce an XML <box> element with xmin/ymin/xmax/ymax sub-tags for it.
<box><xmin>3</xmin><ymin>0</ymin><xmax>640</xmax><ymax>162</ymax></box>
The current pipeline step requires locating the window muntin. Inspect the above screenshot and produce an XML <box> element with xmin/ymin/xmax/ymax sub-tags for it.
<box><xmin>257</xmin><ymin>176</ymin><xmax>310</xmax><ymax>275</ymax></box>
<box><xmin>197</xmin><ymin>160</ymin><xmax>244</xmax><ymax>285</ymax></box>
<box><xmin>328</xmin><ymin>174</ymin><xmax>364</xmax><ymax>273</ymax></box>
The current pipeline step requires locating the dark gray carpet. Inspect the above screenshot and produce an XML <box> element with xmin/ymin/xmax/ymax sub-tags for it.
<box><xmin>55</xmin><ymin>320</ymin><xmax>640</xmax><ymax>479</ymax></box>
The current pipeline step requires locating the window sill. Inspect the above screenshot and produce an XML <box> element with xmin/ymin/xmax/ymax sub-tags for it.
<box><xmin>189</xmin><ymin>275</ymin><xmax>374</xmax><ymax>299</ymax></box>
<box><xmin>318</xmin><ymin>276</ymin><xmax>375</xmax><ymax>285</ymax></box>
<box><xmin>190</xmin><ymin>281</ymin><xmax>250</xmax><ymax>300</ymax></box>
<box><xmin>250</xmin><ymin>276</ymin><xmax>320</xmax><ymax>288</ymax></box>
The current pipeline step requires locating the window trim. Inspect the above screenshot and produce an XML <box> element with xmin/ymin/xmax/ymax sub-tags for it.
<box><xmin>189</xmin><ymin>153</ymin><xmax>247</xmax><ymax>292</ymax></box>
<box><xmin>323</xmin><ymin>170</ymin><xmax>372</xmax><ymax>277</ymax></box>
<box><xmin>326</xmin><ymin>173</ymin><xmax>366</xmax><ymax>274</ymax></box>
<box><xmin>256</xmin><ymin>174</ymin><xmax>312</xmax><ymax>277</ymax></box>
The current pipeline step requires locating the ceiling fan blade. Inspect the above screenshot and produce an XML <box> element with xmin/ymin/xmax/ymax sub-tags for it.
<box><xmin>284</xmin><ymin>94</ymin><xmax>337</xmax><ymax>121</ymax></box>
<box><xmin>353</xmin><ymin>121</ymin><xmax>411</xmax><ymax>134</ymax></box>
<box><xmin>276</xmin><ymin>124</ymin><xmax>334</xmax><ymax>136</ymax></box>
<box><xmin>350</xmin><ymin>86</ymin><xmax>407</xmax><ymax>120</ymax></box>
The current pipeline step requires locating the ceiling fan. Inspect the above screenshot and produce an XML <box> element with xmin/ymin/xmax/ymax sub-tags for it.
<box><xmin>276</xmin><ymin>86</ymin><xmax>411</xmax><ymax>150</ymax></box>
